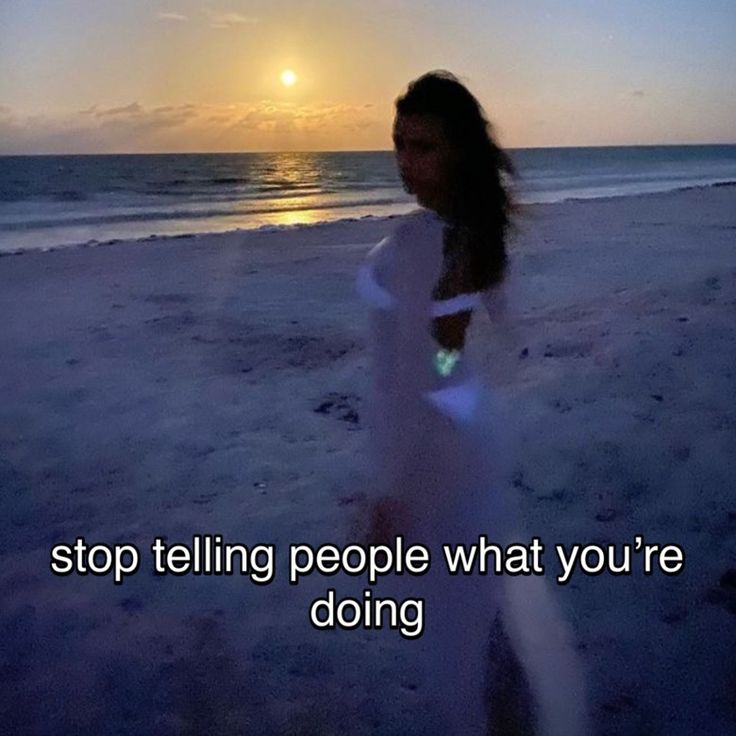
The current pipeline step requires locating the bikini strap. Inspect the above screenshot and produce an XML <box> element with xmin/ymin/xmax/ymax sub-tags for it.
<box><xmin>430</xmin><ymin>292</ymin><xmax>483</xmax><ymax>318</ymax></box>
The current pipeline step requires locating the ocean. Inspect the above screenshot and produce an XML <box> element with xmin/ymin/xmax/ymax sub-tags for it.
<box><xmin>1</xmin><ymin>145</ymin><xmax>735</xmax><ymax>252</ymax></box>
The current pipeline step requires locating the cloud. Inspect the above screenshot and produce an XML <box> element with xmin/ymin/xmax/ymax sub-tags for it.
<box><xmin>227</xmin><ymin>101</ymin><xmax>378</xmax><ymax>135</ymax></box>
<box><xmin>158</xmin><ymin>12</ymin><xmax>188</xmax><ymax>22</ymax></box>
<box><xmin>207</xmin><ymin>11</ymin><xmax>258</xmax><ymax>29</ymax></box>
<box><xmin>0</xmin><ymin>103</ymin><xmax>203</xmax><ymax>153</ymax></box>
<box><xmin>96</xmin><ymin>104</ymin><xmax>200</xmax><ymax>135</ymax></box>
<box><xmin>615</xmin><ymin>89</ymin><xmax>648</xmax><ymax>103</ymax></box>
<box><xmin>0</xmin><ymin>101</ymin><xmax>381</xmax><ymax>153</ymax></box>
<box><xmin>152</xmin><ymin>104</ymin><xmax>198</xmax><ymax>114</ymax></box>
<box><xmin>96</xmin><ymin>102</ymin><xmax>143</xmax><ymax>117</ymax></box>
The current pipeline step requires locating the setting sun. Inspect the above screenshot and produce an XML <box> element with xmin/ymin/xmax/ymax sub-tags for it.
<box><xmin>280</xmin><ymin>69</ymin><xmax>297</xmax><ymax>87</ymax></box>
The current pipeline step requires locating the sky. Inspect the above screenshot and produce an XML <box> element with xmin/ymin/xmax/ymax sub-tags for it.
<box><xmin>1</xmin><ymin>0</ymin><xmax>734</xmax><ymax>154</ymax></box>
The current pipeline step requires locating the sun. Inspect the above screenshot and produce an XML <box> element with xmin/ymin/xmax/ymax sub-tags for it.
<box><xmin>280</xmin><ymin>69</ymin><xmax>297</xmax><ymax>87</ymax></box>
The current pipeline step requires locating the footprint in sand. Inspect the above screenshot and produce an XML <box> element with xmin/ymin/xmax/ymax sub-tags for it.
<box><xmin>144</xmin><ymin>292</ymin><xmax>193</xmax><ymax>305</ymax></box>
<box><xmin>542</xmin><ymin>340</ymin><xmax>593</xmax><ymax>359</ymax></box>
<box><xmin>705</xmin><ymin>569</ymin><xmax>736</xmax><ymax>615</ymax></box>
<box><xmin>284</xmin><ymin>335</ymin><xmax>358</xmax><ymax>369</ymax></box>
<box><xmin>144</xmin><ymin>311</ymin><xmax>197</xmax><ymax>332</ymax></box>
<box><xmin>314</xmin><ymin>392</ymin><xmax>361</xmax><ymax>425</ymax></box>
<box><xmin>551</xmin><ymin>398</ymin><xmax>573</xmax><ymax>413</ymax></box>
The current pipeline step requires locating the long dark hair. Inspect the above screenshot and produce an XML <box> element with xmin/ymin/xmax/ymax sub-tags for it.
<box><xmin>395</xmin><ymin>70</ymin><xmax>515</xmax><ymax>290</ymax></box>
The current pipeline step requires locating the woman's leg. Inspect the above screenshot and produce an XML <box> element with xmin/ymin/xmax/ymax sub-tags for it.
<box><xmin>501</xmin><ymin>576</ymin><xmax>589</xmax><ymax>736</ymax></box>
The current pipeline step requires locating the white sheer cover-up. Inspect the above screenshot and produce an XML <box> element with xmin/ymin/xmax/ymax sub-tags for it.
<box><xmin>356</xmin><ymin>209</ymin><xmax>588</xmax><ymax>735</ymax></box>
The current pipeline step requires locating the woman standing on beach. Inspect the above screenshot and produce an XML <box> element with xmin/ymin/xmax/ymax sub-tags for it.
<box><xmin>356</xmin><ymin>71</ymin><xmax>588</xmax><ymax>735</ymax></box>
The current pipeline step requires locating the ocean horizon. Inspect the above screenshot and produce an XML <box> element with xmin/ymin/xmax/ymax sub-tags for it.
<box><xmin>2</xmin><ymin>144</ymin><xmax>736</xmax><ymax>253</ymax></box>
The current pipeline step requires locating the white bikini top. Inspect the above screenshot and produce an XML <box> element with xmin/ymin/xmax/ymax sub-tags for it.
<box><xmin>356</xmin><ymin>261</ymin><xmax>483</xmax><ymax>423</ymax></box>
<box><xmin>356</xmin><ymin>262</ymin><xmax>484</xmax><ymax>317</ymax></box>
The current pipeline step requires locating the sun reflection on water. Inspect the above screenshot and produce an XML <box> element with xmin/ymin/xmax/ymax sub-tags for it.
<box><xmin>259</xmin><ymin>208</ymin><xmax>324</xmax><ymax>228</ymax></box>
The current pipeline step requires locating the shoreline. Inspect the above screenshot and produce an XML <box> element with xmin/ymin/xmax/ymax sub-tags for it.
<box><xmin>1</xmin><ymin>179</ymin><xmax>735</xmax><ymax>257</ymax></box>
<box><xmin>2</xmin><ymin>141</ymin><xmax>735</xmax><ymax>158</ymax></box>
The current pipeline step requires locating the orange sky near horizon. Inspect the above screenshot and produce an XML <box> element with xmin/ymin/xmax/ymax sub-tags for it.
<box><xmin>1</xmin><ymin>0</ymin><xmax>734</xmax><ymax>154</ymax></box>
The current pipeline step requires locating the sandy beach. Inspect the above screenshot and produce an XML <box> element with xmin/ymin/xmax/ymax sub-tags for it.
<box><xmin>1</xmin><ymin>185</ymin><xmax>735</xmax><ymax>735</ymax></box>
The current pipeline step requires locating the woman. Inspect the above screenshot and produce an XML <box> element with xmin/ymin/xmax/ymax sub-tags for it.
<box><xmin>356</xmin><ymin>71</ymin><xmax>588</xmax><ymax>735</ymax></box>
